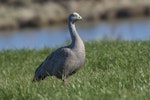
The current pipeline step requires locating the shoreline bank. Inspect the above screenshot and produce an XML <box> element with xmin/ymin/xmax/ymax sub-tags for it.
<box><xmin>0</xmin><ymin>0</ymin><xmax>150</xmax><ymax>30</ymax></box>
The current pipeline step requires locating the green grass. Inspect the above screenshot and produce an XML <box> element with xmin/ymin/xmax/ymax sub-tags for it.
<box><xmin>0</xmin><ymin>41</ymin><xmax>150</xmax><ymax>100</ymax></box>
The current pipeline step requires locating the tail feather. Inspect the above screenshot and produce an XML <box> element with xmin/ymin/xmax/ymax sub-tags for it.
<box><xmin>33</xmin><ymin>69</ymin><xmax>47</xmax><ymax>82</ymax></box>
<box><xmin>32</xmin><ymin>62</ymin><xmax>46</xmax><ymax>82</ymax></box>
<box><xmin>32</xmin><ymin>74</ymin><xmax>46</xmax><ymax>82</ymax></box>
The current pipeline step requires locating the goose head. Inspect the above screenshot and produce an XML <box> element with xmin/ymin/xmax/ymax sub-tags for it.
<box><xmin>68</xmin><ymin>12</ymin><xmax>82</xmax><ymax>23</ymax></box>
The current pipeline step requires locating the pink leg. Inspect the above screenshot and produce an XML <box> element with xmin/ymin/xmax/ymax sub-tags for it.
<box><xmin>63</xmin><ymin>79</ymin><xmax>67</xmax><ymax>84</ymax></box>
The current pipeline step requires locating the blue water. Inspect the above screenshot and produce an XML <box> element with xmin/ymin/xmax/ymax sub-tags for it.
<box><xmin>0</xmin><ymin>18</ymin><xmax>150</xmax><ymax>50</ymax></box>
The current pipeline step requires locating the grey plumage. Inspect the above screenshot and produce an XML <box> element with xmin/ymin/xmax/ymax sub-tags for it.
<box><xmin>33</xmin><ymin>12</ymin><xmax>85</xmax><ymax>83</ymax></box>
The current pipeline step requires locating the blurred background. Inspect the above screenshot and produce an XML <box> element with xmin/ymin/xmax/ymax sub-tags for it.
<box><xmin>0</xmin><ymin>0</ymin><xmax>150</xmax><ymax>50</ymax></box>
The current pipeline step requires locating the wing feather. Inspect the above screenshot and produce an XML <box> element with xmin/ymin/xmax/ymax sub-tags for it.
<box><xmin>33</xmin><ymin>47</ymin><xmax>72</xmax><ymax>81</ymax></box>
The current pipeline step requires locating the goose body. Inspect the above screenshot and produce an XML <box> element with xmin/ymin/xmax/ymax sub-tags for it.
<box><xmin>33</xmin><ymin>12</ymin><xmax>85</xmax><ymax>83</ymax></box>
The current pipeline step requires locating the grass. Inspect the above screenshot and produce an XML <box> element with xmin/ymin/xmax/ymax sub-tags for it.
<box><xmin>0</xmin><ymin>41</ymin><xmax>150</xmax><ymax>100</ymax></box>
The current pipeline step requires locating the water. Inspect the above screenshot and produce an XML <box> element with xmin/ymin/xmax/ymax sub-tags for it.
<box><xmin>0</xmin><ymin>18</ymin><xmax>150</xmax><ymax>50</ymax></box>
